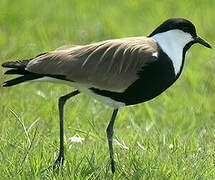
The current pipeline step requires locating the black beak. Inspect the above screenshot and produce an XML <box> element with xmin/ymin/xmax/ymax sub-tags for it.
<box><xmin>194</xmin><ymin>36</ymin><xmax>212</xmax><ymax>49</ymax></box>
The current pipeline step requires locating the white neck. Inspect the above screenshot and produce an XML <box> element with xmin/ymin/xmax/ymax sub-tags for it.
<box><xmin>151</xmin><ymin>30</ymin><xmax>193</xmax><ymax>75</ymax></box>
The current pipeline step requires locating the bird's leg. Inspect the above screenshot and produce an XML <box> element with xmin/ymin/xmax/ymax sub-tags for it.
<box><xmin>106</xmin><ymin>108</ymin><xmax>118</xmax><ymax>173</ymax></box>
<box><xmin>53</xmin><ymin>90</ymin><xmax>80</xmax><ymax>168</ymax></box>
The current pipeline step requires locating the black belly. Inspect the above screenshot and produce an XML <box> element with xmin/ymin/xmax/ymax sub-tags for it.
<box><xmin>91</xmin><ymin>50</ymin><xmax>181</xmax><ymax>106</ymax></box>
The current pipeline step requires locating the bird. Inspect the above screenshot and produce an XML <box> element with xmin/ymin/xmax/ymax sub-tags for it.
<box><xmin>2</xmin><ymin>18</ymin><xmax>211</xmax><ymax>173</ymax></box>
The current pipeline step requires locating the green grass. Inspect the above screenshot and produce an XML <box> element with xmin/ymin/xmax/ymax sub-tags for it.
<box><xmin>0</xmin><ymin>0</ymin><xmax>215</xmax><ymax>179</ymax></box>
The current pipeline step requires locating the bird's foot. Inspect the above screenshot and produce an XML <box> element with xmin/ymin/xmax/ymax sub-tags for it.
<box><xmin>40</xmin><ymin>155</ymin><xmax>64</xmax><ymax>174</ymax></box>
<box><xmin>53</xmin><ymin>155</ymin><xmax>64</xmax><ymax>169</ymax></box>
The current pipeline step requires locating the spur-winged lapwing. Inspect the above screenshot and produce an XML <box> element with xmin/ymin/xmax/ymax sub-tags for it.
<box><xmin>2</xmin><ymin>18</ymin><xmax>211</xmax><ymax>173</ymax></box>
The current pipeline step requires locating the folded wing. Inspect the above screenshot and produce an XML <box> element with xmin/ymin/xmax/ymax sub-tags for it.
<box><xmin>26</xmin><ymin>37</ymin><xmax>158</xmax><ymax>92</ymax></box>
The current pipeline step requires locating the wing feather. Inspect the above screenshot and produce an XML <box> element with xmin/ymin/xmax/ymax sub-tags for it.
<box><xmin>26</xmin><ymin>37</ymin><xmax>158</xmax><ymax>92</ymax></box>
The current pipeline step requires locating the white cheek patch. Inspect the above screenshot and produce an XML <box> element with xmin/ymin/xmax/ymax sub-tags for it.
<box><xmin>151</xmin><ymin>30</ymin><xmax>193</xmax><ymax>75</ymax></box>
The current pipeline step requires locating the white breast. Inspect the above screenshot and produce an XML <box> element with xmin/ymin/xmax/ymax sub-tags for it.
<box><xmin>151</xmin><ymin>30</ymin><xmax>193</xmax><ymax>75</ymax></box>
<box><xmin>31</xmin><ymin>77</ymin><xmax>125</xmax><ymax>108</ymax></box>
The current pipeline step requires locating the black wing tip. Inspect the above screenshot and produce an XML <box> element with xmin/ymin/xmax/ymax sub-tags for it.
<box><xmin>4</xmin><ymin>69</ymin><xmax>30</xmax><ymax>75</ymax></box>
<box><xmin>2</xmin><ymin>52</ymin><xmax>47</xmax><ymax>69</ymax></box>
<box><xmin>2</xmin><ymin>74</ymin><xmax>44</xmax><ymax>87</ymax></box>
<box><xmin>2</xmin><ymin>82</ymin><xmax>9</xmax><ymax>87</ymax></box>
<box><xmin>2</xmin><ymin>80</ymin><xmax>14</xmax><ymax>87</ymax></box>
<box><xmin>2</xmin><ymin>61</ymin><xmax>21</xmax><ymax>69</ymax></box>
<box><xmin>2</xmin><ymin>61</ymin><xmax>13</xmax><ymax>68</ymax></box>
<box><xmin>2</xmin><ymin>60</ymin><xmax>30</xmax><ymax>69</ymax></box>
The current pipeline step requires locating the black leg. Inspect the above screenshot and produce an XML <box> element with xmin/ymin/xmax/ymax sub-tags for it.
<box><xmin>106</xmin><ymin>108</ymin><xmax>118</xmax><ymax>173</ymax></box>
<box><xmin>53</xmin><ymin>90</ymin><xmax>80</xmax><ymax>168</ymax></box>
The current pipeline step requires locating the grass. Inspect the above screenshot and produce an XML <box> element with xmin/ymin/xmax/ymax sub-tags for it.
<box><xmin>0</xmin><ymin>0</ymin><xmax>215</xmax><ymax>179</ymax></box>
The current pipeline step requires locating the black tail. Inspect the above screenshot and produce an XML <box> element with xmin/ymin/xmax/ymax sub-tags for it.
<box><xmin>2</xmin><ymin>60</ymin><xmax>43</xmax><ymax>87</ymax></box>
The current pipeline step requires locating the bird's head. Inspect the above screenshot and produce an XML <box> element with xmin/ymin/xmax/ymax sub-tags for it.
<box><xmin>149</xmin><ymin>18</ymin><xmax>211</xmax><ymax>50</ymax></box>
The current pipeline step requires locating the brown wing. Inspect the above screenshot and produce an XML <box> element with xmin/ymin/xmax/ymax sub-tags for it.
<box><xmin>26</xmin><ymin>37</ymin><xmax>158</xmax><ymax>92</ymax></box>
